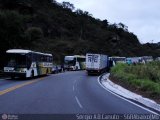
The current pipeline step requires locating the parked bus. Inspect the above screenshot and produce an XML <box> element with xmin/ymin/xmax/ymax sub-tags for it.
<box><xmin>109</xmin><ymin>56</ymin><xmax>126</xmax><ymax>63</ymax></box>
<box><xmin>142</xmin><ymin>56</ymin><xmax>153</xmax><ymax>62</ymax></box>
<box><xmin>4</xmin><ymin>49</ymin><xmax>53</xmax><ymax>79</ymax></box>
<box><xmin>126</xmin><ymin>57</ymin><xmax>145</xmax><ymax>64</ymax></box>
<box><xmin>64</xmin><ymin>55</ymin><xmax>86</xmax><ymax>71</ymax></box>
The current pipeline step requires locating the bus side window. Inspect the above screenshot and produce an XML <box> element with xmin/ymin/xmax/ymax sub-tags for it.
<box><xmin>46</xmin><ymin>56</ymin><xmax>48</xmax><ymax>62</ymax></box>
<box><xmin>32</xmin><ymin>53</ymin><xmax>35</xmax><ymax>62</ymax></box>
<box><xmin>50</xmin><ymin>57</ymin><xmax>53</xmax><ymax>62</ymax></box>
<box><xmin>46</xmin><ymin>56</ymin><xmax>49</xmax><ymax>62</ymax></box>
<box><xmin>37</xmin><ymin>54</ymin><xmax>40</xmax><ymax>62</ymax></box>
<box><xmin>40</xmin><ymin>55</ymin><xmax>43</xmax><ymax>62</ymax></box>
<box><xmin>26</xmin><ymin>54</ymin><xmax>32</xmax><ymax>69</ymax></box>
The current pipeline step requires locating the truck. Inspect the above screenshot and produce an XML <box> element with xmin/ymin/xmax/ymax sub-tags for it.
<box><xmin>86</xmin><ymin>53</ymin><xmax>109</xmax><ymax>75</ymax></box>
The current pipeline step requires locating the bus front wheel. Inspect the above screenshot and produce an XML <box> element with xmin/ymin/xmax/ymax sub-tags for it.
<box><xmin>46</xmin><ymin>69</ymin><xmax>48</xmax><ymax>74</ymax></box>
<box><xmin>31</xmin><ymin>70</ymin><xmax>34</xmax><ymax>78</ymax></box>
<box><xmin>11</xmin><ymin>76</ymin><xmax>15</xmax><ymax>79</ymax></box>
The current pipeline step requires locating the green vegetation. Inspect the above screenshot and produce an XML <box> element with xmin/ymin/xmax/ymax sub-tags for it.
<box><xmin>111</xmin><ymin>62</ymin><xmax>160</xmax><ymax>98</ymax></box>
<box><xmin>0</xmin><ymin>0</ymin><xmax>159</xmax><ymax>68</ymax></box>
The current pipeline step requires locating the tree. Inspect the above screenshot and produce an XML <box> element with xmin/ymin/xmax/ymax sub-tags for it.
<box><xmin>102</xmin><ymin>19</ymin><xmax>109</xmax><ymax>27</ymax></box>
<box><xmin>83</xmin><ymin>11</ymin><xmax>92</xmax><ymax>17</ymax></box>
<box><xmin>75</xmin><ymin>9</ymin><xmax>92</xmax><ymax>17</ymax></box>
<box><xmin>25</xmin><ymin>27</ymin><xmax>44</xmax><ymax>45</ymax></box>
<box><xmin>61</xmin><ymin>2</ymin><xmax>75</xmax><ymax>11</ymax></box>
<box><xmin>0</xmin><ymin>11</ymin><xmax>25</xmax><ymax>50</ymax></box>
<box><xmin>118</xmin><ymin>22</ymin><xmax>128</xmax><ymax>31</ymax></box>
<box><xmin>75</xmin><ymin>9</ymin><xmax>84</xmax><ymax>15</ymax></box>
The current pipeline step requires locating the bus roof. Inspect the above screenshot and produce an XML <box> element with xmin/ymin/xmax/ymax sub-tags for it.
<box><xmin>109</xmin><ymin>56</ymin><xmax>126</xmax><ymax>58</ymax></box>
<box><xmin>74</xmin><ymin>55</ymin><xmax>85</xmax><ymax>58</ymax></box>
<box><xmin>6</xmin><ymin>49</ymin><xmax>52</xmax><ymax>56</ymax></box>
<box><xmin>65</xmin><ymin>55</ymin><xmax>85</xmax><ymax>58</ymax></box>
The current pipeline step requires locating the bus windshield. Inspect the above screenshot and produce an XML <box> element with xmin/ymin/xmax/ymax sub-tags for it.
<box><xmin>65</xmin><ymin>60</ymin><xmax>76</xmax><ymax>66</ymax></box>
<box><xmin>77</xmin><ymin>57</ymin><xmax>85</xmax><ymax>62</ymax></box>
<box><xmin>6</xmin><ymin>54</ymin><xmax>27</xmax><ymax>68</ymax></box>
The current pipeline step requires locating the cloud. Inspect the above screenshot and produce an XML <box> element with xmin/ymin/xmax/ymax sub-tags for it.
<box><xmin>56</xmin><ymin>0</ymin><xmax>160</xmax><ymax>43</ymax></box>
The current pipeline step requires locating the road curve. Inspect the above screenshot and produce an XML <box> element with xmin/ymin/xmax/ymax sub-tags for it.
<box><xmin>0</xmin><ymin>71</ymin><xmax>154</xmax><ymax>114</ymax></box>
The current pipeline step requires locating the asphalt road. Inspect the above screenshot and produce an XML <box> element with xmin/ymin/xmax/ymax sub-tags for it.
<box><xmin>0</xmin><ymin>71</ymin><xmax>156</xmax><ymax>114</ymax></box>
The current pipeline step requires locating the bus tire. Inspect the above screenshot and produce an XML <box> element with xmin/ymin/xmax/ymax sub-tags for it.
<box><xmin>76</xmin><ymin>66</ymin><xmax>78</xmax><ymax>71</ymax></box>
<box><xmin>46</xmin><ymin>69</ymin><xmax>48</xmax><ymax>74</ymax></box>
<box><xmin>87</xmin><ymin>72</ymin><xmax>91</xmax><ymax>76</ymax></box>
<box><xmin>31</xmin><ymin>70</ymin><xmax>34</xmax><ymax>78</ymax></box>
<box><xmin>11</xmin><ymin>76</ymin><xmax>15</xmax><ymax>79</ymax></box>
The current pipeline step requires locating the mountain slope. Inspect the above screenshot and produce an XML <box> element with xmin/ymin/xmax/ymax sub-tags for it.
<box><xmin>0</xmin><ymin>0</ymin><xmax>159</xmax><ymax>67</ymax></box>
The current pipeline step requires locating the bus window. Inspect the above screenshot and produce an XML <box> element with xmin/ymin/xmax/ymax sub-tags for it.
<box><xmin>6</xmin><ymin>54</ymin><xmax>27</xmax><ymax>68</ymax></box>
<box><xmin>77</xmin><ymin>57</ymin><xmax>85</xmax><ymax>62</ymax></box>
<box><xmin>26</xmin><ymin>54</ymin><xmax>32</xmax><ymax>69</ymax></box>
<box><xmin>6</xmin><ymin>54</ymin><xmax>16</xmax><ymax>67</ymax></box>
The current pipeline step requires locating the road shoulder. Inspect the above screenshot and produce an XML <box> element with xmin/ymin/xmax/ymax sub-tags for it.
<box><xmin>98</xmin><ymin>73</ymin><xmax>160</xmax><ymax>114</ymax></box>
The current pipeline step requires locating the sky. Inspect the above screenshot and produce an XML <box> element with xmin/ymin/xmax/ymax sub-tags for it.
<box><xmin>56</xmin><ymin>0</ymin><xmax>160</xmax><ymax>43</ymax></box>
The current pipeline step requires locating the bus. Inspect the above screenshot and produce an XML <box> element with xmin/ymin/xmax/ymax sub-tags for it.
<box><xmin>4</xmin><ymin>49</ymin><xmax>53</xmax><ymax>79</ymax></box>
<box><xmin>142</xmin><ymin>56</ymin><xmax>153</xmax><ymax>62</ymax></box>
<box><xmin>126</xmin><ymin>57</ymin><xmax>145</xmax><ymax>64</ymax></box>
<box><xmin>109</xmin><ymin>56</ymin><xmax>126</xmax><ymax>64</ymax></box>
<box><xmin>64</xmin><ymin>55</ymin><xmax>86</xmax><ymax>71</ymax></box>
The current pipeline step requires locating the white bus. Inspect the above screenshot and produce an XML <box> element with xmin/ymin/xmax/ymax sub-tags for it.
<box><xmin>142</xmin><ymin>56</ymin><xmax>153</xmax><ymax>62</ymax></box>
<box><xmin>109</xmin><ymin>56</ymin><xmax>126</xmax><ymax>63</ymax></box>
<box><xmin>64</xmin><ymin>55</ymin><xmax>86</xmax><ymax>71</ymax></box>
<box><xmin>4</xmin><ymin>49</ymin><xmax>53</xmax><ymax>79</ymax></box>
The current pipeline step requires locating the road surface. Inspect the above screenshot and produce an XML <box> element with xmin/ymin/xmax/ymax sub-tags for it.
<box><xmin>0</xmin><ymin>71</ymin><xmax>157</xmax><ymax>114</ymax></box>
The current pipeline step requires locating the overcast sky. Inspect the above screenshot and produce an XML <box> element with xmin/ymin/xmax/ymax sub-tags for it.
<box><xmin>56</xmin><ymin>0</ymin><xmax>160</xmax><ymax>43</ymax></box>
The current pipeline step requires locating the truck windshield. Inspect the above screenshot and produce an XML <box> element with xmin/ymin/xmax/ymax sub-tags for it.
<box><xmin>6</xmin><ymin>53</ymin><xmax>27</xmax><ymax>68</ymax></box>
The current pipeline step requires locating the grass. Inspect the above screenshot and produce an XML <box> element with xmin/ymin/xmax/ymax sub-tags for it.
<box><xmin>110</xmin><ymin>62</ymin><xmax>160</xmax><ymax>97</ymax></box>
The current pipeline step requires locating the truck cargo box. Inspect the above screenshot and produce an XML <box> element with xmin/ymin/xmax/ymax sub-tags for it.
<box><xmin>86</xmin><ymin>53</ymin><xmax>109</xmax><ymax>75</ymax></box>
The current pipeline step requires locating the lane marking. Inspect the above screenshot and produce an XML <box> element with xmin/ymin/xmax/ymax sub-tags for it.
<box><xmin>75</xmin><ymin>96</ymin><xmax>83</xmax><ymax>109</ymax></box>
<box><xmin>74</xmin><ymin>79</ymin><xmax>77</xmax><ymax>84</ymax></box>
<box><xmin>97</xmin><ymin>76</ymin><xmax>160</xmax><ymax>115</ymax></box>
<box><xmin>0</xmin><ymin>78</ymin><xmax>43</xmax><ymax>96</ymax></box>
<box><xmin>73</xmin><ymin>79</ymin><xmax>77</xmax><ymax>92</ymax></box>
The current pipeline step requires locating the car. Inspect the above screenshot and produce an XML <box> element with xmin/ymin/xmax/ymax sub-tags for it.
<box><xmin>52</xmin><ymin>65</ymin><xmax>58</xmax><ymax>74</ymax></box>
<box><xmin>52</xmin><ymin>65</ymin><xmax>62</xmax><ymax>74</ymax></box>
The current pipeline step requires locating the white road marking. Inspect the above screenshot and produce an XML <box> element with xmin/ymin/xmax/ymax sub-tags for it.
<box><xmin>73</xmin><ymin>85</ymin><xmax>75</xmax><ymax>91</ymax></box>
<box><xmin>73</xmin><ymin>79</ymin><xmax>83</xmax><ymax>109</ymax></box>
<box><xmin>74</xmin><ymin>79</ymin><xmax>77</xmax><ymax>84</ymax></box>
<box><xmin>73</xmin><ymin>79</ymin><xmax>77</xmax><ymax>92</ymax></box>
<box><xmin>97</xmin><ymin>76</ymin><xmax>160</xmax><ymax>115</ymax></box>
<box><xmin>75</xmin><ymin>96</ymin><xmax>83</xmax><ymax>109</ymax></box>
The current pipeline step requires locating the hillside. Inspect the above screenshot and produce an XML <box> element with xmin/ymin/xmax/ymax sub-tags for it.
<box><xmin>0</xmin><ymin>0</ymin><xmax>159</xmax><ymax>67</ymax></box>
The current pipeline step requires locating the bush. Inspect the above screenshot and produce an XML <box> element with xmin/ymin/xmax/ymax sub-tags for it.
<box><xmin>111</xmin><ymin>62</ymin><xmax>160</xmax><ymax>97</ymax></box>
